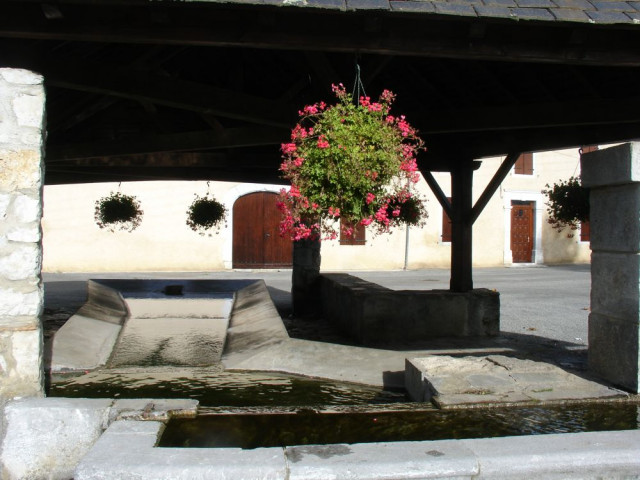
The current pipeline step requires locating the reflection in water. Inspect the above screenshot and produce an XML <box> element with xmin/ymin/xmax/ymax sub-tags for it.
<box><xmin>49</xmin><ymin>367</ymin><xmax>640</xmax><ymax>448</ymax></box>
<box><xmin>48</xmin><ymin>368</ymin><xmax>407</xmax><ymax>407</ymax></box>
<box><xmin>159</xmin><ymin>404</ymin><xmax>640</xmax><ymax>449</ymax></box>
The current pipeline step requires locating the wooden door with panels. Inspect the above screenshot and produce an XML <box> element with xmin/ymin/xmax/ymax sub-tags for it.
<box><xmin>511</xmin><ymin>201</ymin><xmax>535</xmax><ymax>263</ymax></box>
<box><xmin>232</xmin><ymin>192</ymin><xmax>292</xmax><ymax>269</ymax></box>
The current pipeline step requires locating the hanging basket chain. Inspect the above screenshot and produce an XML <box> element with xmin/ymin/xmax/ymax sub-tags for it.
<box><xmin>351</xmin><ymin>62</ymin><xmax>367</xmax><ymax>106</ymax></box>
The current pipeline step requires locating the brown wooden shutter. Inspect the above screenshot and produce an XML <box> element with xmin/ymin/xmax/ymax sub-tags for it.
<box><xmin>514</xmin><ymin>153</ymin><xmax>533</xmax><ymax>175</ymax></box>
<box><xmin>340</xmin><ymin>218</ymin><xmax>366</xmax><ymax>245</ymax></box>
<box><xmin>580</xmin><ymin>220</ymin><xmax>590</xmax><ymax>242</ymax></box>
<box><xmin>442</xmin><ymin>197</ymin><xmax>452</xmax><ymax>242</ymax></box>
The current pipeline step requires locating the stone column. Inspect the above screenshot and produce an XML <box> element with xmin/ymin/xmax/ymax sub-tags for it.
<box><xmin>291</xmin><ymin>238</ymin><xmax>321</xmax><ymax>317</ymax></box>
<box><xmin>0</xmin><ymin>69</ymin><xmax>46</xmax><ymax>398</ymax></box>
<box><xmin>581</xmin><ymin>143</ymin><xmax>640</xmax><ymax>393</ymax></box>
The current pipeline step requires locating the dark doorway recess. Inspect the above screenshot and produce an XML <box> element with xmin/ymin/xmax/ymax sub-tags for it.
<box><xmin>232</xmin><ymin>192</ymin><xmax>292</xmax><ymax>269</ymax></box>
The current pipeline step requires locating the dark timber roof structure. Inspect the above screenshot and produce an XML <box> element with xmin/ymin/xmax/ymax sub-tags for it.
<box><xmin>2</xmin><ymin>0</ymin><xmax>640</xmax><ymax>185</ymax></box>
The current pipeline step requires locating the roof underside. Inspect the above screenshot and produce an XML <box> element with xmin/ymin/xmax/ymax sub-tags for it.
<box><xmin>2</xmin><ymin>0</ymin><xmax>640</xmax><ymax>184</ymax></box>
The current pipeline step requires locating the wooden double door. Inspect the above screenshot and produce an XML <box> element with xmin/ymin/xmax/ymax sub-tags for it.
<box><xmin>511</xmin><ymin>201</ymin><xmax>535</xmax><ymax>263</ymax></box>
<box><xmin>232</xmin><ymin>192</ymin><xmax>292</xmax><ymax>269</ymax></box>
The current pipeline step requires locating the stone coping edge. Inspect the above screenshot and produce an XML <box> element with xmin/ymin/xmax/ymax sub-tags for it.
<box><xmin>75</xmin><ymin>420</ymin><xmax>640</xmax><ymax>480</ymax></box>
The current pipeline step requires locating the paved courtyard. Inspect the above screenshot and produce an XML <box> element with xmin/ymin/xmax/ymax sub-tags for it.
<box><xmin>44</xmin><ymin>264</ymin><xmax>591</xmax><ymax>346</ymax></box>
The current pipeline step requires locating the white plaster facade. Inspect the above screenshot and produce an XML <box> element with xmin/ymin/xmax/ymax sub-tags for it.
<box><xmin>42</xmin><ymin>147</ymin><xmax>592</xmax><ymax>273</ymax></box>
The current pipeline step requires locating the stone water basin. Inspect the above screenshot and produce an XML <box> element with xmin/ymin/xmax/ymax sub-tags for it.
<box><xmin>48</xmin><ymin>279</ymin><xmax>246</xmax><ymax>371</ymax></box>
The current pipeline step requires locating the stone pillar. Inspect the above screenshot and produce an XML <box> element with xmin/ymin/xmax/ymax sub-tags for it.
<box><xmin>581</xmin><ymin>143</ymin><xmax>640</xmax><ymax>393</ymax></box>
<box><xmin>291</xmin><ymin>238</ymin><xmax>321</xmax><ymax>317</ymax></box>
<box><xmin>0</xmin><ymin>69</ymin><xmax>46</xmax><ymax>398</ymax></box>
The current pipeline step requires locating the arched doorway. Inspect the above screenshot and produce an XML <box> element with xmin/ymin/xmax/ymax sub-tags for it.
<box><xmin>232</xmin><ymin>192</ymin><xmax>292</xmax><ymax>269</ymax></box>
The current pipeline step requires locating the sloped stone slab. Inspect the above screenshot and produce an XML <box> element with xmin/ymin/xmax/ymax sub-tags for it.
<box><xmin>49</xmin><ymin>314</ymin><xmax>122</xmax><ymax>372</ymax></box>
<box><xmin>406</xmin><ymin>355</ymin><xmax>627</xmax><ymax>408</ymax></box>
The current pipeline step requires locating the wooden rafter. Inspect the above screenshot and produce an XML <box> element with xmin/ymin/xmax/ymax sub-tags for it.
<box><xmin>46</xmin><ymin>126</ymin><xmax>288</xmax><ymax>161</ymax></box>
<box><xmin>39</xmin><ymin>60</ymin><xmax>295</xmax><ymax>127</ymax></box>
<box><xmin>418</xmin><ymin>96</ymin><xmax>640</xmax><ymax>135</ymax></box>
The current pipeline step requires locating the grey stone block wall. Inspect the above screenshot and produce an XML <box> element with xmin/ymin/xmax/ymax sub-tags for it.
<box><xmin>0</xmin><ymin>68</ymin><xmax>46</xmax><ymax>399</ymax></box>
<box><xmin>582</xmin><ymin>142</ymin><xmax>640</xmax><ymax>393</ymax></box>
<box><xmin>320</xmin><ymin>273</ymin><xmax>499</xmax><ymax>345</ymax></box>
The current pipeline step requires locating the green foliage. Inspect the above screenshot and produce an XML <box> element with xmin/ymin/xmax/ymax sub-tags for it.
<box><xmin>94</xmin><ymin>192</ymin><xmax>143</xmax><ymax>232</ymax></box>
<box><xmin>542</xmin><ymin>176</ymin><xmax>590</xmax><ymax>235</ymax></box>
<box><xmin>186</xmin><ymin>194</ymin><xmax>227</xmax><ymax>236</ymax></box>
<box><xmin>279</xmin><ymin>85</ymin><xmax>427</xmax><ymax>241</ymax></box>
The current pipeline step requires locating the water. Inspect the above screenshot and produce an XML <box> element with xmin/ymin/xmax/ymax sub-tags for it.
<box><xmin>47</xmin><ymin>368</ymin><xmax>407</xmax><ymax>407</ymax></box>
<box><xmin>48</xmin><ymin>368</ymin><xmax>640</xmax><ymax>450</ymax></box>
<box><xmin>159</xmin><ymin>403</ymin><xmax>640</xmax><ymax>449</ymax></box>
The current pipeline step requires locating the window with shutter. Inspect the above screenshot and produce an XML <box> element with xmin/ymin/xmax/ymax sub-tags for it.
<box><xmin>514</xmin><ymin>153</ymin><xmax>534</xmax><ymax>175</ymax></box>
<box><xmin>580</xmin><ymin>220</ymin><xmax>590</xmax><ymax>242</ymax></box>
<box><xmin>340</xmin><ymin>218</ymin><xmax>366</xmax><ymax>245</ymax></box>
<box><xmin>580</xmin><ymin>145</ymin><xmax>598</xmax><ymax>155</ymax></box>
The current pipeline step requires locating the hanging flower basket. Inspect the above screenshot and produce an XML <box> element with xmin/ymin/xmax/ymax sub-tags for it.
<box><xmin>186</xmin><ymin>194</ymin><xmax>227</xmax><ymax>236</ymax></box>
<box><xmin>278</xmin><ymin>83</ymin><xmax>427</xmax><ymax>241</ymax></box>
<box><xmin>94</xmin><ymin>191</ymin><xmax>143</xmax><ymax>232</ymax></box>
<box><xmin>385</xmin><ymin>194</ymin><xmax>428</xmax><ymax>227</ymax></box>
<box><xmin>542</xmin><ymin>176</ymin><xmax>590</xmax><ymax>236</ymax></box>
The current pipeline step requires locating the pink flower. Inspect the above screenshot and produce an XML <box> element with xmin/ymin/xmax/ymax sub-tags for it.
<box><xmin>281</xmin><ymin>143</ymin><xmax>297</xmax><ymax>154</ymax></box>
<box><xmin>360</xmin><ymin>217</ymin><xmax>373</xmax><ymax>226</ymax></box>
<box><xmin>375</xmin><ymin>205</ymin><xmax>390</xmax><ymax>225</ymax></box>
<box><xmin>317</xmin><ymin>135</ymin><xmax>330</xmax><ymax>149</ymax></box>
<box><xmin>380</xmin><ymin>90</ymin><xmax>395</xmax><ymax>103</ymax></box>
<box><xmin>328</xmin><ymin>206</ymin><xmax>340</xmax><ymax>218</ymax></box>
<box><xmin>366</xmin><ymin>193</ymin><xmax>376</xmax><ymax>205</ymax></box>
<box><xmin>289</xmin><ymin>185</ymin><xmax>301</xmax><ymax>198</ymax></box>
<box><xmin>301</xmin><ymin>104</ymin><xmax>319</xmax><ymax>115</ymax></box>
<box><xmin>291</xmin><ymin>124</ymin><xmax>308</xmax><ymax>140</ymax></box>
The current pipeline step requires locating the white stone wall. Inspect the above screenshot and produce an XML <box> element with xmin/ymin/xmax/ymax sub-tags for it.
<box><xmin>0</xmin><ymin>68</ymin><xmax>45</xmax><ymax>398</ymax></box>
<box><xmin>41</xmin><ymin>149</ymin><xmax>592</xmax><ymax>274</ymax></box>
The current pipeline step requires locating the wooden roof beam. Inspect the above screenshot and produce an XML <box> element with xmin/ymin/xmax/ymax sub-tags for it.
<box><xmin>40</xmin><ymin>60</ymin><xmax>295</xmax><ymax>127</ymax></box>
<box><xmin>417</xmin><ymin>96</ymin><xmax>640</xmax><ymax>135</ymax></box>
<box><xmin>46</xmin><ymin>126</ymin><xmax>288</xmax><ymax>161</ymax></box>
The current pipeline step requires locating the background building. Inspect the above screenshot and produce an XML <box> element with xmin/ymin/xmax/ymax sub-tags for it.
<box><xmin>42</xmin><ymin>147</ymin><xmax>591</xmax><ymax>273</ymax></box>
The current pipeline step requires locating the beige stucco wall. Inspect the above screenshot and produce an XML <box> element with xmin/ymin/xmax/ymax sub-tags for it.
<box><xmin>42</xmin><ymin>147</ymin><xmax>591</xmax><ymax>273</ymax></box>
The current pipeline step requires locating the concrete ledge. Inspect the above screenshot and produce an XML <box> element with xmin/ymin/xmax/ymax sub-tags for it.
<box><xmin>321</xmin><ymin>273</ymin><xmax>499</xmax><ymax>345</ymax></box>
<box><xmin>74</xmin><ymin>419</ymin><xmax>640</xmax><ymax>480</ymax></box>
<box><xmin>406</xmin><ymin>355</ymin><xmax>625</xmax><ymax>407</ymax></box>
<box><xmin>75</xmin><ymin>420</ymin><xmax>287</xmax><ymax>480</ymax></box>
<box><xmin>286</xmin><ymin>441</ymin><xmax>478</xmax><ymax>479</ymax></box>
<box><xmin>1</xmin><ymin>397</ymin><xmax>112</xmax><ymax>480</ymax></box>
<box><xmin>460</xmin><ymin>430</ymin><xmax>640</xmax><ymax>479</ymax></box>
<box><xmin>1</xmin><ymin>397</ymin><xmax>199</xmax><ymax>480</ymax></box>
